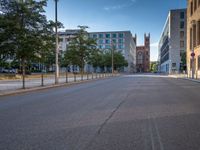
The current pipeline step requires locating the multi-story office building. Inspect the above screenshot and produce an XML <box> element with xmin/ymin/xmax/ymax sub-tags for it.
<box><xmin>58</xmin><ymin>30</ymin><xmax>136</xmax><ymax>73</ymax></box>
<box><xmin>187</xmin><ymin>0</ymin><xmax>200</xmax><ymax>78</ymax></box>
<box><xmin>58</xmin><ymin>29</ymin><xmax>80</xmax><ymax>54</ymax></box>
<box><xmin>89</xmin><ymin>31</ymin><xmax>136</xmax><ymax>73</ymax></box>
<box><xmin>158</xmin><ymin>9</ymin><xmax>187</xmax><ymax>74</ymax></box>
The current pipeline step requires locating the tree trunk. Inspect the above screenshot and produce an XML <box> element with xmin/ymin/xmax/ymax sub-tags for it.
<box><xmin>41</xmin><ymin>73</ymin><xmax>44</xmax><ymax>86</ymax></box>
<box><xmin>74</xmin><ymin>73</ymin><xmax>76</xmax><ymax>82</ymax></box>
<box><xmin>22</xmin><ymin>59</ymin><xmax>26</xmax><ymax>89</ymax></box>
<box><xmin>81</xmin><ymin>60</ymin><xmax>84</xmax><ymax>81</ymax></box>
<box><xmin>66</xmin><ymin>67</ymin><xmax>68</xmax><ymax>83</ymax></box>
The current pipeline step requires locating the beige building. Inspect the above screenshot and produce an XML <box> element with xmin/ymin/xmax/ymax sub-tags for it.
<box><xmin>187</xmin><ymin>0</ymin><xmax>200</xmax><ymax>78</ymax></box>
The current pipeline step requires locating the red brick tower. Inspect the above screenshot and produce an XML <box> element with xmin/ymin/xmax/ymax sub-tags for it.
<box><xmin>135</xmin><ymin>33</ymin><xmax>150</xmax><ymax>72</ymax></box>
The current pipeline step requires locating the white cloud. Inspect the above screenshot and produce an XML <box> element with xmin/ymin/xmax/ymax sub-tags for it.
<box><xmin>104</xmin><ymin>0</ymin><xmax>136</xmax><ymax>11</ymax></box>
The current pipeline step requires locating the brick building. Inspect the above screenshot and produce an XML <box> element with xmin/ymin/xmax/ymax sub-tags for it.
<box><xmin>133</xmin><ymin>34</ymin><xmax>150</xmax><ymax>72</ymax></box>
<box><xmin>187</xmin><ymin>0</ymin><xmax>200</xmax><ymax>78</ymax></box>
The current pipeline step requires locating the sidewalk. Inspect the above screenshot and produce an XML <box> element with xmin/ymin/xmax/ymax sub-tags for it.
<box><xmin>0</xmin><ymin>73</ymin><xmax>115</xmax><ymax>96</ymax></box>
<box><xmin>169</xmin><ymin>74</ymin><xmax>200</xmax><ymax>83</ymax></box>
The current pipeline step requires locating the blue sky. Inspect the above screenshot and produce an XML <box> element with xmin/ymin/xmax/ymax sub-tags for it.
<box><xmin>45</xmin><ymin>0</ymin><xmax>187</xmax><ymax>61</ymax></box>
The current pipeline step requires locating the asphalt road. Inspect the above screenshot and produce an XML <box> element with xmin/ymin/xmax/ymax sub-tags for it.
<box><xmin>1</xmin><ymin>74</ymin><xmax>200</xmax><ymax>150</ymax></box>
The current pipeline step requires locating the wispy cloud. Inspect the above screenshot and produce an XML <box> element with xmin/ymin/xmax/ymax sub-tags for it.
<box><xmin>103</xmin><ymin>0</ymin><xmax>136</xmax><ymax>11</ymax></box>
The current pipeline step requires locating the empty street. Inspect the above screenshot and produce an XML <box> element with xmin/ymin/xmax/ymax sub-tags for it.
<box><xmin>1</xmin><ymin>75</ymin><xmax>200</xmax><ymax>150</ymax></box>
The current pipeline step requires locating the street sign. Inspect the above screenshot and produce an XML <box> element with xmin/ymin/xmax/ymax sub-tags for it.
<box><xmin>191</xmin><ymin>52</ymin><xmax>195</xmax><ymax>57</ymax></box>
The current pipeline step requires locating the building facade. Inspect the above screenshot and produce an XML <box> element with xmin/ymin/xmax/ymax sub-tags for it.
<box><xmin>187</xmin><ymin>0</ymin><xmax>200</xmax><ymax>78</ymax></box>
<box><xmin>59</xmin><ymin>30</ymin><xmax>137</xmax><ymax>73</ymax></box>
<box><xmin>133</xmin><ymin>34</ymin><xmax>150</xmax><ymax>72</ymax></box>
<box><xmin>89</xmin><ymin>31</ymin><xmax>136</xmax><ymax>73</ymax></box>
<box><xmin>158</xmin><ymin>9</ymin><xmax>187</xmax><ymax>74</ymax></box>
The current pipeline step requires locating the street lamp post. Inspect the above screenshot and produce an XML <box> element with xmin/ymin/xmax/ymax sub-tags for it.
<box><xmin>55</xmin><ymin>0</ymin><xmax>59</xmax><ymax>84</ymax></box>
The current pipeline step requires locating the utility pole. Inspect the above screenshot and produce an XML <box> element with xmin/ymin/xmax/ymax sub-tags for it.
<box><xmin>111</xmin><ymin>42</ymin><xmax>114</xmax><ymax>76</ymax></box>
<box><xmin>55</xmin><ymin>0</ymin><xmax>59</xmax><ymax>84</ymax></box>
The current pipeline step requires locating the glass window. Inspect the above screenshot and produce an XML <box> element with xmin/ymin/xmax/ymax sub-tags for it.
<box><xmin>112</xmin><ymin>39</ymin><xmax>117</xmax><ymax>44</ymax></box>
<box><xmin>105</xmin><ymin>45</ymin><xmax>111</xmax><ymax>49</ymax></box>
<box><xmin>112</xmin><ymin>33</ymin><xmax>117</xmax><ymax>38</ymax></box>
<box><xmin>180</xmin><ymin>12</ymin><xmax>185</xmax><ymax>19</ymax></box>
<box><xmin>180</xmin><ymin>21</ymin><xmax>184</xmax><ymax>29</ymax></box>
<box><xmin>198</xmin><ymin>21</ymin><xmax>200</xmax><ymax>46</ymax></box>
<box><xmin>180</xmin><ymin>31</ymin><xmax>184</xmax><ymax>38</ymax></box>
<box><xmin>198</xmin><ymin>56</ymin><xmax>200</xmax><ymax>70</ymax></box>
<box><xmin>119</xmin><ymin>39</ymin><xmax>123</xmax><ymax>44</ymax></box>
<box><xmin>191</xmin><ymin>1</ymin><xmax>193</xmax><ymax>16</ymax></box>
<box><xmin>119</xmin><ymin>33</ymin><xmax>124</xmax><ymax>38</ymax></box>
<box><xmin>105</xmin><ymin>39</ymin><xmax>110</xmax><ymax>44</ymax></box>
<box><xmin>172</xmin><ymin>63</ymin><xmax>176</xmax><ymax>68</ymax></box>
<box><xmin>180</xmin><ymin>41</ymin><xmax>184</xmax><ymax>48</ymax></box>
<box><xmin>118</xmin><ymin>44</ymin><xmax>124</xmax><ymax>49</ymax></box>
<box><xmin>98</xmin><ymin>39</ymin><xmax>104</xmax><ymax>44</ymax></box>
<box><xmin>99</xmin><ymin>45</ymin><xmax>103</xmax><ymax>49</ymax></box>
<box><xmin>99</xmin><ymin>34</ymin><xmax>103</xmax><ymax>38</ymax></box>
<box><xmin>106</xmin><ymin>34</ymin><xmax>110</xmax><ymax>38</ymax></box>
<box><xmin>93</xmin><ymin>34</ymin><xmax>97</xmax><ymax>39</ymax></box>
<box><xmin>194</xmin><ymin>0</ymin><xmax>197</xmax><ymax>11</ymax></box>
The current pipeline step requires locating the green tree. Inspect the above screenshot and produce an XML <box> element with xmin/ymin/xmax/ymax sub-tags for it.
<box><xmin>150</xmin><ymin>61</ymin><xmax>158</xmax><ymax>72</ymax></box>
<box><xmin>0</xmin><ymin>0</ymin><xmax>60</xmax><ymax>88</ymax></box>
<box><xmin>65</xmin><ymin>26</ymin><xmax>97</xmax><ymax>79</ymax></box>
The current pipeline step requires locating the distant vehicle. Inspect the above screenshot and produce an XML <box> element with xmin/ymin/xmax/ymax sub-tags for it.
<box><xmin>0</xmin><ymin>68</ymin><xmax>17</xmax><ymax>74</ymax></box>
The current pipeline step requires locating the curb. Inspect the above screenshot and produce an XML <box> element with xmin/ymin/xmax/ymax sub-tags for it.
<box><xmin>169</xmin><ymin>75</ymin><xmax>200</xmax><ymax>83</ymax></box>
<box><xmin>0</xmin><ymin>76</ymin><xmax>118</xmax><ymax>97</ymax></box>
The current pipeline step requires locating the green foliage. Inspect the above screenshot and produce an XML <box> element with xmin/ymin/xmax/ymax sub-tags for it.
<box><xmin>0</xmin><ymin>0</ymin><xmax>65</xmax><ymax>76</ymax></box>
<box><xmin>63</xmin><ymin>26</ymin><xmax>97</xmax><ymax>73</ymax></box>
<box><xmin>150</xmin><ymin>61</ymin><xmax>158</xmax><ymax>72</ymax></box>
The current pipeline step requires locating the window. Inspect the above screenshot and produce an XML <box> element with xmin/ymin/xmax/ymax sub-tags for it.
<box><xmin>119</xmin><ymin>33</ymin><xmax>124</xmax><ymax>38</ymax></box>
<box><xmin>105</xmin><ymin>39</ymin><xmax>110</xmax><ymax>44</ymax></box>
<box><xmin>93</xmin><ymin>34</ymin><xmax>97</xmax><ymax>39</ymax></box>
<box><xmin>98</xmin><ymin>39</ymin><xmax>104</xmax><ymax>44</ymax></box>
<box><xmin>118</xmin><ymin>39</ymin><xmax>123</xmax><ymax>44</ymax></box>
<box><xmin>194</xmin><ymin>0</ymin><xmax>197</xmax><ymax>11</ymax></box>
<box><xmin>193</xmin><ymin>24</ymin><xmax>197</xmax><ymax>48</ymax></box>
<box><xmin>99</xmin><ymin>34</ymin><xmax>103</xmax><ymax>38</ymax></box>
<box><xmin>191</xmin><ymin>1</ymin><xmax>193</xmax><ymax>16</ymax></box>
<box><xmin>180</xmin><ymin>21</ymin><xmax>184</xmax><ymax>29</ymax></box>
<box><xmin>106</xmin><ymin>34</ymin><xmax>110</xmax><ymax>38</ymax></box>
<box><xmin>172</xmin><ymin>63</ymin><xmax>176</xmax><ymax>68</ymax></box>
<box><xmin>190</xmin><ymin>28</ymin><xmax>193</xmax><ymax>50</ymax></box>
<box><xmin>198</xmin><ymin>56</ymin><xmax>200</xmax><ymax>70</ymax></box>
<box><xmin>105</xmin><ymin>45</ymin><xmax>111</xmax><ymax>49</ymax></box>
<box><xmin>180</xmin><ymin>41</ymin><xmax>184</xmax><ymax>48</ymax></box>
<box><xmin>180</xmin><ymin>12</ymin><xmax>185</xmax><ymax>19</ymax></box>
<box><xmin>112</xmin><ymin>39</ymin><xmax>117</xmax><ymax>44</ymax></box>
<box><xmin>112</xmin><ymin>34</ymin><xmax>117</xmax><ymax>38</ymax></box>
<box><xmin>198</xmin><ymin>20</ymin><xmax>200</xmax><ymax>46</ymax></box>
<box><xmin>180</xmin><ymin>31</ymin><xmax>184</xmax><ymax>38</ymax></box>
<box><xmin>119</xmin><ymin>44</ymin><xmax>124</xmax><ymax>49</ymax></box>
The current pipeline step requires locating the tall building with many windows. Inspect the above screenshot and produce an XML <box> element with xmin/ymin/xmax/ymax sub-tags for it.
<box><xmin>187</xmin><ymin>0</ymin><xmax>200</xmax><ymax>78</ymax></box>
<box><xmin>158</xmin><ymin>9</ymin><xmax>187</xmax><ymax>74</ymax></box>
<box><xmin>89</xmin><ymin>31</ymin><xmax>136</xmax><ymax>73</ymax></box>
<box><xmin>58</xmin><ymin>30</ymin><xmax>136</xmax><ymax>73</ymax></box>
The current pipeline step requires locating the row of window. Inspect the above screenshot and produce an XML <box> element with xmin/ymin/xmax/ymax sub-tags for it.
<box><xmin>98</xmin><ymin>39</ymin><xmax>124</xmax><ymax>44</ymax></box>
<box><xmin>91</xmin><ymin>33</ymin><xmax>124</xmax><ymax>39</ymax></box>
<box><xmin>190</xmin><ymin>0</ymin><xmax>200</xmax><ymax>16</ymax></box>
<box><xmin>190</xmin><ymin>20</ymin><xmax>200</xmax><ymax>49</ymax></box>
<box><xmin>98</xmin><ymin>44</ymin><xmax>124</xmax><ymax>49</ymax></box>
